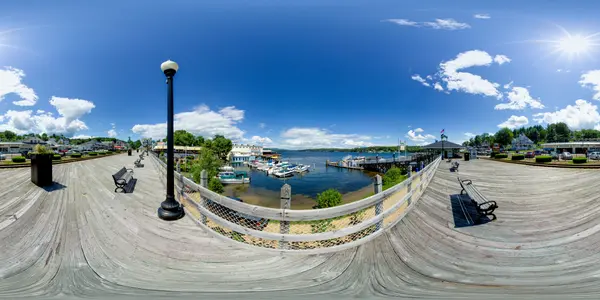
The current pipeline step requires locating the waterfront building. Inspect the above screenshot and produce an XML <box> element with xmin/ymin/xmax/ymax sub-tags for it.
<box><xmin>541</xmin><ymin>141</ymin><xmax>600</xmax><ymax>155</ymax></box>
<box><xmin>229</xmin><ymin>144</ymin><xmax>263</xmax><ymax>167</ymax></box>
<box><xmin>153</xmin><ymin>141</ymin><xmax>202</xmax><ymax>158</ymax></box>
<box><xmin>260</xmin><ymin>149</ymin><xmax>280</xmax><ymax>162</ymax></box>
<box><xmin>423</xmin><ymin>140</ymin><xmax>465</xmax><ymax>159</ymax></box>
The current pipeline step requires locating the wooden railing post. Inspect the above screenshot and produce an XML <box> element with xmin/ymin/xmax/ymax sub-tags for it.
<box><xmin>374</xmin><ymin>175</ymin><xmax>383</xmax><ymax>231</ymax></box>
<box><xmin>200</xmin><ymin>169</ymin><xmax>208</xmax><ymax>225</ymax></box>
<box><xmin>279</xmin><ymin>184</ymin><xmax>291</xmax><ymax>249</ymax></box>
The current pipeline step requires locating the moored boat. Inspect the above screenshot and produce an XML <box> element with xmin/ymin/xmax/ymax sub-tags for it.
<box><xmin>218</xmin><ymin>171</ymin><xmax>250</xmax><ymax>184</ymax></box>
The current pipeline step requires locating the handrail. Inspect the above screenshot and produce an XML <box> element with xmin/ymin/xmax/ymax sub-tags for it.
<box><xmin>150</xmin><ymin>151</ymin><xmax>441</xmax><ymax>253</ymax></box>
<box><xmin>154</xmin><ymin>154</ymin><xmax>437</xmax><ymax>221</ymax></box>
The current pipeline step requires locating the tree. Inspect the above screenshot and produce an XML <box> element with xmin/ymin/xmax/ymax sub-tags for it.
<box><xmin>313</xmin><ymin>188</ymin><xmax>342</xmax><ymax>209</ymax></box>
<box><xmin>191</xmin><ymin>148</ymin><xmax>223</xmax><ymax>182</ymax></box>
<box><xmin>41</xmin><ymin>133</ymin><xmax>49</xmax><ymax>141</ymax></box>
<box><xmin>3</xmin><ymin>130</ymin><xmax>17</xmax><ymax>141</ymax></box>
<box><xmin>133</xmin><ymin>140</ymin><xmax>142</xmax><ymax>149</ymax></box>
<box><xmin>554</xmin><ymin>122</ymin><xmax>571</xmax><ymax>142</ymax></box>
<box><xmin>127</xmin><ymin>136</ymin><xmax>134</xmax><ymax>149</ymax></box>
<box><xmin>208</xmin><ymin>177</ymin><xmax>224</xmax><ymax>194</ymax></box>
<box><xmin>208</xmin><ymin>135</ymin><xmax>233</xmax><ymax>162</ymax></box>
<box><xmin>494</xmin><ymin>128</ymin><xmax>514</xmax><ymax>147</ymax></box>
<box><xmin>174</xmin><ymin>130</ymin><xmax>196</xmax><ymax>146</ymax></box>
<box><xmin>195</xmin><ymin>135</ymin><xmax>205</xmax><ymax>146</ymax></box>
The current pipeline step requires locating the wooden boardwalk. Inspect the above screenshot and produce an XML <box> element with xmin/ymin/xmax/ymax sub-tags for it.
<box><xmin>1</xmin><ymin>154</ymin><xmax>600</xmax><ymax>299</ymax></box>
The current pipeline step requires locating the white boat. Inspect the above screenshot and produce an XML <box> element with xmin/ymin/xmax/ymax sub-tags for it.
<box><xmin>295</xmin><ymin>165</ymin><xmax>310</xmax><ymax>173</ymax></box>
<box><xmin>273</xmin><ymin>167</ymin><xmax>295</xmax><ymax>178</ymax></box>
<box><xmin>220</xmin><ymin>166</ymin><xmax>235</xmax><ymax>171</ymax></box>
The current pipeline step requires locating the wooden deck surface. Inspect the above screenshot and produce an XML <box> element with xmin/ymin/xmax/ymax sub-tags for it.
<box><xmin>1</xmin><ymin>154</ymin><xmax>599</xmax><ymax>299</ymax></box>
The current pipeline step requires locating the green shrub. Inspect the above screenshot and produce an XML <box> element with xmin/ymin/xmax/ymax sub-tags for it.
<box><xmin>382</xmin><ymin>166</ymin><xmax>406</xmax><ymax>190</ymax></box>
<box><xmin>511</xmin><ymin>154</ymin><xmax>525</xmax><ymax>161</ymax></box>
<box><xmin>490</xmin><ymin>152</ymin><xmax>498</xmax><ymax>158</ymax></box>
<box><xmin>98</xmin><ymin>151</ymin><xmax>106</xmax><ymax>155</ymax></box>
<box><xmin>88</xmin><ymin>152</ymin><xmax>98</xmax><ymax>156</ymax></box>
<box><xmin>32</xmin><ymin>144</ymin><xmax>52</xmax><ymax>154</ymax></box>
<box><xmin>494</xmin><ymin>153</ymin><xmax>508</xmax><ymax>159</ymax></box>
<box><xmin>12</xmin><ymin>156</ymin><xmax>26</xmax><ymax>163</ymax></box>
<box><xmin>314</xmin><ymin>188</ymin><xmax>342</xmax><ymax>209</ymax></box>
<box><xmin>535</xmin><ymin>155</ymin><xmax>552</xmax><ymax>163</ymax></box>
<box><xmin>208</xmin><ymin>177</ymin><xmax>224</xmax><ymax>194</ymax></box>
<box><xmin>52</xmin><ymin>154</ymin><xmax>61</xmax><ymax>160</ymax></box>
<box><xmin>573</xmin><ymin>157</ymin><xmax>587</xmax><ymax>164</ymax></box>
<box><xmin>70</xmin><ymin>153</ymin><xmax>82</xmax><ymax>158</ymax></box>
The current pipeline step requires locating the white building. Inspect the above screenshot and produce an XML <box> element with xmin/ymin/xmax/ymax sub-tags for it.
<box><xmin>229</xmin><ymin>144</ymin><xmax>263</xmax><ymax>167</ymax></box>
<box><xmin>511</xmin><ymin>134</ymin><xmax>534</xmax><ymax>150</ymax></box>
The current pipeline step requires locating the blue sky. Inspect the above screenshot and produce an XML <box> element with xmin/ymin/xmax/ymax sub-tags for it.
<box><xmin>1</xmin><ymin>0</ymin><xmax>600</xmax><ymax>148</ymax></box>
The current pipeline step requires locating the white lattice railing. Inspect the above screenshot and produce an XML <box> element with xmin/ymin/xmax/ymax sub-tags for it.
<box><xmin>150</xmin><ymin>152</ymin><xmax>441</xmax><ymax>254</ymax></box>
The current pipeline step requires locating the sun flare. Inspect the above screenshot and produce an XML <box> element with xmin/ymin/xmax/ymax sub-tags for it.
<box><xmin>557</xmin><ymin>34</ymin><xmax>592</xmax><ymax>55</ymax></box>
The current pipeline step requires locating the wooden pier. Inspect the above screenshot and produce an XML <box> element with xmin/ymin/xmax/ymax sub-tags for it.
<box><xmin>325</xmin><ymin>161</ymin><xmax>364</xmax><ymax>170</ymax></box>
<box><xmin>326</xmin><ymin>153</ymin><xmax>438</xmax><ymax>173</ymax></box>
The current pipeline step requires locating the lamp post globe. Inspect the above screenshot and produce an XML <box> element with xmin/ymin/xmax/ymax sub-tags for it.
<box><xmin>158</xmin><ymin>59</ymin><xmax>184</xmax><ymax>221</ymax></box>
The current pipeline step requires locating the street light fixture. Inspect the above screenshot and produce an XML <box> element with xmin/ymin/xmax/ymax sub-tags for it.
<box><xmin>158</xmin><ymin>59</ymin><xmax>184</xmax><ymax>221</ymax></box>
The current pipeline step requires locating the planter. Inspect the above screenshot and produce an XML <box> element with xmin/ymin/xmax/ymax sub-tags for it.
<box><xmin>31</xmin><ymin>154</ymin><xmax>53</xmax><ymax>187</ymax></box>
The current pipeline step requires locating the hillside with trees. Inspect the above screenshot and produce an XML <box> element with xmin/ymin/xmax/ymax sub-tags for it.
<box><xmin>463</xmin><ymin>122</ymin><xmax>600</xmax><ymax>147</ymax></box>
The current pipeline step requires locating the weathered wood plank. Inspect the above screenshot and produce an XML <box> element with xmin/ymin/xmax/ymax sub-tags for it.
<box><xmin>2</xmin><ymin>155</ymin><xmax>600</xmax><ymax>299</ymax></box>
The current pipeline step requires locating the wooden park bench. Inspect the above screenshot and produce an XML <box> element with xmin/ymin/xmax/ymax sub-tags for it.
<box><xmin>458</xmin><ymin>177</ymin><xmax>497</xmax><ymax>221</ymax></box>
<box><xmin>134</xmin><ymin>158</ymin><xmax>144</xmax><ymax>168</ymax></box>
<box><xmin>451</xmin><ymin>161</ymin><xmax>459</xmax><ymax>172</ymax></box>
<box><xmin>112</xmin><ymin>167</ymin><xmax>137</xmax><ymax>193</ymax></box>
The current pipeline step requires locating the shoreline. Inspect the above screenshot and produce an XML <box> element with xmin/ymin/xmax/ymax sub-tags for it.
<box><xmin>223</xmin><ymin>183</ymin><xmax>375</xmax><ymax>210</ymax></box>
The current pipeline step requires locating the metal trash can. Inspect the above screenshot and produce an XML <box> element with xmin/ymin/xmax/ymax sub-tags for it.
<box><xmin>464</xmin><ymin>152</ymin><xmax>470</xmax><ymax>161</ymax></box>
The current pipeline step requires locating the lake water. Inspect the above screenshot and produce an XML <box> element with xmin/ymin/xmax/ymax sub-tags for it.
<box><xmin>223</xmin><ymin>151</ymin><xmax>407</xmax><ymax>209</ymax></box>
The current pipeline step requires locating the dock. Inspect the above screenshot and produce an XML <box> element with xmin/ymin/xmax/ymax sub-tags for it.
<box><xmin>325</xmin><ymin>160</ymin><xmax>364</xmax><ymax>170</ymax></box>
<box><xmin>326</xmin><ymin>153</ymin><xmax>438</xmax><ymax>173</ymax></box>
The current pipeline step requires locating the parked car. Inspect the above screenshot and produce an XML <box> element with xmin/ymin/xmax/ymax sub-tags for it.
<box><xmin>65</xmin><ymin>150</ymin><xmax>81</xmax><ymax>156</ymax></box>
<box><xmin>525</xmin><ymin>152</ymin><xmax>535</xmax><ymax>158</ymax></box>
<box><xmin>206</xmin><ymin>197</ymin><xmax>269</xmax><ymax>231</ymax></box>
<box><xmin>589</xmin><ymin>152</ymin><xmax>600</xmax><ymax>160</ymax></box>
<box><xmin>534</xmin><ymin>150</ymin><xmax>543</xmax><ymax>156</ymax></box>
<box><xmin>0</xmin><ymin>153</ymin><xmax>5</xmax><ymax>160</ymax></box>
<box><xmin>560</xmin><ymin>152</ymin><xmax>573</xmax><ymax>160</ymax></box>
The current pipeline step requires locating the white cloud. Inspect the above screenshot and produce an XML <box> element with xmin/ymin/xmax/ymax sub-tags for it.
<box><xmin>439</xmin><ymin>50</ymin><xmax>507</xmax><ymax>99</ymax></box>
<box><xmin>474</xmin><ymin>14</ymin><xmax>491</xmax><ymax>19</ymax></box>
<box><xmin>278</xmin><ymin>127</ymin><xmax>373</xmax><ymax>149</ymax></box>
<box><xmin>498</xmin><ymin>115</ymin><xmax>529</xmax><ymax>129</ymax></box>
<box><xmin>464</xmin><ymin>132</ymin><xmax>476</xmax><ymax>138</ymax></box>
<box><xmin>495</xmin><ymin>86</ymin><xmax>544</xmax><ymax>110</ymax></box>
<box><xmin>258</xmin><ymin>123</ymin><xmax>266</xmax><ymax>129</ymax></box>
<box><xmin>249</xmin><ymin>135</ymin><xmax>273</xmax><ymax>145</ymax></box>
<box><xmin>414</xmin><ymin>127</ymin><xmax>424</xmax><ymax>133</ymax></box>
<box><xmin>579</xmin><ymin>70</ymin><xmax>600</xmax><ymax>100</ymax></box>
<box><xmin>503</xmin><ymin>81</ymin><xmax>513</xmax><ymax>89</ymax></box>
<box><xmin>219</xmin><ymin>106</ymin><xmax>245</xmax><ymax>121</ymax></box>
<box><xmin>433</xmin><ymin>82</ymin><xmax>444</xmax><ymax>91</ymax></box>
<box><xmin>406</xmin><ymin>129</ymin><xmax>435</xmax><ymax>142</ymax></box>
<box><xmin>411</xmin><ymin>74</ymin><xmax>430</xmax><ymax>87</ymax></box>
<box><xmin>0</xmin><ymin>96</ymin><xmax>95</xmax><ymax>136</ymax></box>
<box><xmin>107</xmin><ymin>129</ymin><xmax>117</xmax><ymax>138</ymax></box>
<box><xmin>131</xmin><ymin>105</ymin><xmax>245</xmax><ymax>140</ymax></box>
<box><xmin>533</xmin><ymin>99</ymin><xmax>600</xmax><ymax>130</ymax></box>
<box><xmin>36</xmin><ymin>110</ymin><xmax>45</xmax><ymax>114</ymax></box>
<box><xmin>0</xmin><ymin>67</ymin><xmax>38</xmax><ymax>106</ymax></box>
<box><xmin>49</xmin><ymin>96</ymin><xmax>96</xmax><ymax>124</ymax></box>
<box><xmin>382</xmin><ymin>18</ymin><xmax>470</xmax><ymax>30</ymax></box>
<box><xmin>493</xmin><ymin>55</ymin><xmax>511</xmax><ymax>65</ymax></box>
<box><xmin>110</xmin><ymin>122</ymin><xmax>116</xmax><ymax>127</ymax></box>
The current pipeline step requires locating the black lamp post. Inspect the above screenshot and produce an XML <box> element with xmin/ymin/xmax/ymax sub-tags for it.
<box><xmin>158</xmin><ymin>59</ymin><xmax>184</xmax><ymax>221</ymax></box>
